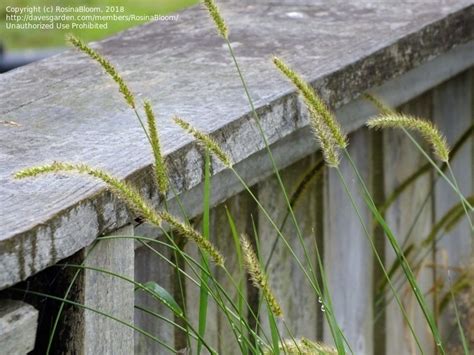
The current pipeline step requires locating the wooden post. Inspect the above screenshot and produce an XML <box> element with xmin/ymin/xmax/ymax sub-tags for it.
<box><xmin>324</xmin><ymin>129</ymin><xmax>373</xmax><ymax>355</ymax></box>
<box><xmin>258</xmin><ymin>155</ymin><xmax>320</xmax><ymax>342</ymax></box>
<box><xmin>134</xmin><ymin>223</ymin><xmax>175</xmax><ymax>354</ymax></box>
<box><xmin>70</xmin><ymin>225</ymin><xmax>135</xmax><ymax>354</ymax></box>
<box><xmin>433</xmin><ymin>70</ymin><xmax>473</xmax><ymax>349</ymax></box>
<box><xmin>383</xmin><ymin>93</ymin><xmax>435</xmax><ymax>354</ymax></box>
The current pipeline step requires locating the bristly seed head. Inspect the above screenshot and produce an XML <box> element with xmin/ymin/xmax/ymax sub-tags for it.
<box><xmin>272</xmin><ymin>56</ymin><xmax>348</xmax><ymax>150</ymax></box>
<box><xmin>241</xmin><ymin>234</ymin><xmax>283</xmax><ymax>317</ymax></box>
<box><xmin>159</xmin><ymin>211</ymin><xmax>225</xmax><ymax>266</ymax></box>
<box><xmin>362</xmin><ymin>93</ymin><xmax>394</xmax><ymax>116</ymax></box>
<box><xmin>202</xmin><ymin>0</ymin><xmax>228</xmax><ymax>39</ymax></box>
<box><xmin>144</xmin><ymin>101</ymin><xmax>169</xmax><ymax>195</ymax></box>
<box><xmin>14</xmin><ymin>162</ymin><xmax>162</xmax><ymax>226</ymax></box>
<box><xmin>263</xmin><ymin>337</ymin><xmax>337</xmax><ymax>355</ymax></box>
<box><xmin>173</xmin><ymin>116</ymin><xmax>233</xmax><ymax>168</ymax></box>
<box><xmin>66</xmin><ymin>34</ymin><xmax>136</xmax><ymax>109</ymax></box>
<box><xmin>272</xmin><ymin>56</ymin><xmax>344</xmax><ymax>167</ymax></box>
<box><xmin>367</xmin><ymin>113</ymin><xmax>450</xmax><ymax>162</ymax></box>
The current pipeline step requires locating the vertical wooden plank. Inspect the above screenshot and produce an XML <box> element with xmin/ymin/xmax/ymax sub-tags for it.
<box><xmin>432</xmin><ymin>70</ymin><xmax>473</xmax><ymax>349</ymax></box>
<box><xmin>81</xmin><ymin>224</ymin><xmax>135</xmax><ymax>354</ymax></box>
<box><xmin>371</xmin><ymin>129</ymin><xmax>387</xmax><ymax>355</ymax></box>
<box><xmin>0</xmin><ymin>300</ymin><xmax>38</xmax><ymax>354</ymax></box>
<box><xmin>134</xmin><ymin>223</ymin><xmax>175</xmax><ymax>354</ymax></box>
<box><xmin>258</xmin><ymin>155</ymin><xmax>319</xmax><ymax>342</ymax></box>
<box><xmin>185</xmin><ymin>191</ymin><xmax>255</xmax><ymax>355</ymax></box>
<box><xmin>184</xmin><ymin>218</ymin><xmax>219</xmax><ymax>354</ymax></box>
<box><xmin>383</xmin><ymin>93</ymin><xmax>435</xmax><ymax>355</ymax></box>
<box><xmin>324</xmin><ymin>129</ymin><xmax>373</xmax><ymax>355</ymax></box>
<box><xmin>213</xmin><ymin>192</ymin><xmax>255</xmax><ymax>354</ymax></box>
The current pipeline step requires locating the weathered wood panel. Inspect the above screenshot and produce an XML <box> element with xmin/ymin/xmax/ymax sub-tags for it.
<box><xmin>258</xmin><ymin>155</ymin><xmax>320</xmax><ymax>341</ymax></box>
<box><xmin>212</xmin><ymin>192</ymin><xmax>256</xmax><ymax>354</ymax></box>
<box><xmin>80</xmin><ymin>225</ymin><xmax>135</xmax><ymax>354</ymax></box>
<box><xmin>184</xmin><ymin>220</ymin><xmax>220</xmax><ymax>354</ymax></box>
<box><xmin>384</xmin><ymin>93</ymin><xmax>435</xmax><ymax>355</ymax></box>
<box><xmin>134</xmin><ymin>223</ymin><xmax>175</xmax><ymax>354</ymax></box>
<box><xmin>433</xmin><ymin>70</ymin><xmax>473</xmax><ymax>348</ymax></box>
<box><xmin>183</xmin><ymin>190</ymin><xmax>257</xmax><ymax>354</ymax></box>
<box><xmin>324</xmin><ymin>129</ymin><xmax>373</xmax><ymax>355</ymax></box>
<box><xmin>0</xmin><ymin>299</ymin><xmax>38</xmax><ymax>355</ymax></box>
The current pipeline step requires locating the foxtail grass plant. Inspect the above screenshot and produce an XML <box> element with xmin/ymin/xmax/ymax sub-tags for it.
<box><xmin>272</xmin><ymin>57</ymin><xmax>425</xmax><ymax>352</ymax></box>
<box><xmin>200</xmin><ymin>1</ymin><xmax>348</xmax><ymax>352</ymax></box>
<box><xmin>14</xmin><ymin>6</ymin><xmax>473</xmax><ymax>355</ymax></box>
<box><xmin>241</xmin><ymin>234</ymin><xmax>283</xmax><ymax>318</ymax></box>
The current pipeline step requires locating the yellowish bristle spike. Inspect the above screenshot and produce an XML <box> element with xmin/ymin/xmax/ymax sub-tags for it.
<box><xmin>14</xmin><ymin>162</ymin><xmax>162</xmax><ymax>226</ymax></box>
<box><xmin>308</xmin><ymin>105</ymin><xmax>341</xmax><ymax>167</ymax></box>
<box><xmin>262</xmin><ymin>337</ymin><xmax>337</xmax><ymax>354</ymax></box>
<box><xmin>202</xmin><ymin>0</ymin><xmax>229</xmax><ymax>39</ymax></box>
<box><xmin>158</xmin><ymin>211</ymin><xmax>224</xmax><ymax>266</ymax></box>
<box><xmin>367</xmin><ymin>113</ymin><xmax>450</xmax><ymax>162</ymax></box>
<box><xmin>144</xmin><ymin>101</ymin><xmax>169</xmax><ymax>194</ymax></box>
<box><xmin>362</xmin><ymin>93</ymin><xmax>394</xmax><ymax>115</ymax></box>
<box><xmin>66</xmin><ymin>34</ymin><xmax>136</xmax><ymax>109</ymax></box>
<box><xmin>272</xmin><ymin>56</ymin><xmax>348</xmax><ymax>149</ymax></box>
<box><xmin>241</xmin><ymin>233</ymin><xmax>283</xmax><ymax>317</ymax></box>
<box><xmin>173</xmin><ymin>116</ymin><xmax>233</xmax><ymax>168</ymax></box>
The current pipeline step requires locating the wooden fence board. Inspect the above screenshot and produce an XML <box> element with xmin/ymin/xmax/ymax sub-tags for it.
<box><xmin>384</xmin><ymin>93</ymin><xmax>435</xmax><ymax>355</ymax></box>
<box><xmin>134</xmin><ymin>223</ymin><xmax>175</xmax><ymax>354</ymax></box>
<box><xmin>433</xmin><ymin>70</ymin><xmax>473</xmax><ymax>348</ymax></box>
<box><xmin>324</xmin><ymin>129</ymin><xmax>373</xmax><ymax>355</ymax></box>
<box><xmin>81</xmin><ymin>224</ymin><xmax>135</xmax><ymax>354</ymax></box>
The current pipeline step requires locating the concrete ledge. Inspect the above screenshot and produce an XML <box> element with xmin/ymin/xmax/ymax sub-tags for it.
<box><xmin>0</xmin><ymin>0</ymin><xmax>473</xmax><ymax>289</ymax></box>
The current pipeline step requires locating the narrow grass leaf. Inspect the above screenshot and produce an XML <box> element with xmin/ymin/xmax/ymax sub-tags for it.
<box><xmin>141</xmin><ymin>281</ymin><xmax>183</xmax><ymax>317</ymax></box>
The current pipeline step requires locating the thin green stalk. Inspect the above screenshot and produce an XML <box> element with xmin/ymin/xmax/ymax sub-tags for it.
<box><xmin>446</xmin><ymin>162</ymin><xmax>473</xmax><ymax>230</ymax></box>
<box><xmin>376</xmin><ymin>196</ymin><xmax>474</xmax><ymax>321</ymax></box>
<box><xmin>312</xmin><ymin>228</ymin><xmax>351</xmax><ymax>354</ymax></box>
<box><xmin>402</xmin><ymin>128</ymin><xmax>473</xmax><ymax>211</ymax></box>
<box><xmin>365</xmin><ymin>195</ymin><xmax>445</xmax><ymax>354</ymax></box>
<box><xmin>447</xmin><ymin>272</ymin><xmax>470</xmax><ymax>355</ymax></box>
<box><xmin>197</xmin><ymin>151</ymin><xmax>212</xmax><ymax>354</ymax></box>
<box><xmin>251</xmin><ymin>224</ymin><xmax>284</xmax><ymax>355</ymax></box>
<box><xmin>162</xmin><ymin>201</ymin><xmax>192</xmax><ymax>350</ymax></box>
<box><xmin>268</xmin><ymin>310</ymin><xmax>281</xmax><ymax>355</ymax></box>
<box><xmin>225</xmin><ymin>207</ymin><xmax>250</xmax><ymax>353</ymax></box>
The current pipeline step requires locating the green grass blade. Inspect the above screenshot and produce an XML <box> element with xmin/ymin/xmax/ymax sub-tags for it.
<box><xmin>447</xmin><ymin>272</ymin><xmax>470</xmax><ymax>355</ymax></box>
<box><xmin>268</xmin><ymin>310</ymin><xmax>281</xmax><ymax>355</ymax></box>
<box><xmin>364</xmin><ymin>192</ymin><xmax>445</xmax><ymax>354</ymax></box>
<box><xmin>225</xmin><ymin>206</ymin><xmax>249</xmax><ymax>353</ymax></box>
<box><xmin>197</xmin><ymin>151</ymin><xmax>212</xmax><ymax>354</ymax></box>
<box><xmin>141</xmin><ymin>281</ymin><xmax>183</xmax><ymax>316</ymax></box>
